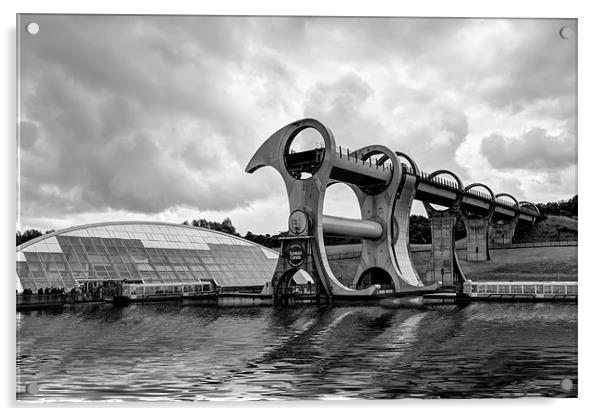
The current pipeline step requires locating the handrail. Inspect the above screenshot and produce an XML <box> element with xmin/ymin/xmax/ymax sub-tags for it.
<box><xmin>465</xmin><ymin>280</ymin><xmax>577</xmax><ymax>297</ymax></box>
<box><xmin>333</xmin><ymin>144</ymin><xmax>536</xmax><ymax>217</ymax></box>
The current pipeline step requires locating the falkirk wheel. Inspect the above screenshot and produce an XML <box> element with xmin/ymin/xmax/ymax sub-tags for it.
<box><xmin>245</xmin><ymin>119</ymin><xmax>539</xmax><ymax>303</ymax></box>
<box><xmin>245</xmin><ymin>118</ymin><xmax>441</xmax><ymax>302</ymax></box>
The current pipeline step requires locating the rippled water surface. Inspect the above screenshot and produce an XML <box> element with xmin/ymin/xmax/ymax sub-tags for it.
<box><xmin>16</xmin><ymin>301</ymin><xmax>577</xmax><ymax>401</ymax></box>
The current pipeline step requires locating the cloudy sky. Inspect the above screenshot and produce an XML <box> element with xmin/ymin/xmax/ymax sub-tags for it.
<box><xmin>17</xmin><ymin>15</ymin><xmax>577</xmax><ymax>234</ymax></box>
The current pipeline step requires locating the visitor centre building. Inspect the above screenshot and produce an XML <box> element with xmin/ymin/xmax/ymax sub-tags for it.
<box><xmin>16</xmin><ymin>221</ymin><xmax>279</xmax><ymax>294</ymax></box>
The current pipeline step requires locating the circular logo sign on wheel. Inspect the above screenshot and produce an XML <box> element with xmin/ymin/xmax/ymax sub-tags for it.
<box><xmin>288</xmin><ymin>210</ymin><xmax>308</xmax><ymax>235</ymax></box>
<box><xmin>287</xmin><ymin>243</ymin><xmax>305</xmax><ymax>267</ymax></box>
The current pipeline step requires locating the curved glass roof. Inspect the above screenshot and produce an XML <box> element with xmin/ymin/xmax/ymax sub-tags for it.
<box><xmin>16</xmin><ymin>221</ymin><xmax>278</xmax><ymax>292</ymax></box>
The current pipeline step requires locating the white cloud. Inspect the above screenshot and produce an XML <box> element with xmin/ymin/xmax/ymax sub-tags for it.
<box><xmin>481</xmin><ymin>126</ymin><xmax>576</xmax><ymax>170</ymax></box>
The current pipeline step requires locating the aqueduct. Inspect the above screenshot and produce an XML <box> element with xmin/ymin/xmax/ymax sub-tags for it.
<box><xmin>246</xmin><ymin>119</ymin><xmax>539</xmax><ymax>302</ymax></box>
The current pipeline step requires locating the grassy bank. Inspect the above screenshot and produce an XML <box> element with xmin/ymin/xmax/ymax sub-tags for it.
<box><xmin>327</xmin><ymin>244</ymin><xmax>577</xmax><ymax>286</ymax></box>
<box><xmin>514</xmin><ymin>215</ymin><xmax>577</xmax><ymax>243</ymax></box>
<box><xmin>325</xmin><ymin>214</ymin><xmax>578</xmax><ymax>286</ymax></box>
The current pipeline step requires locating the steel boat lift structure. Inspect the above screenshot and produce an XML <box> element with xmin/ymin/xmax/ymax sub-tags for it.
<box><xmin>246</xmin><ymin>119</ymin><xmax>539</xmax><ymax>303</ymax></box>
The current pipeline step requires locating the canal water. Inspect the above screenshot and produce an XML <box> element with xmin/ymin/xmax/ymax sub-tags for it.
<box><xmin>16</xmin><ymin>301</ymin><xmax>577</xmax><ymax>401</ymax></box>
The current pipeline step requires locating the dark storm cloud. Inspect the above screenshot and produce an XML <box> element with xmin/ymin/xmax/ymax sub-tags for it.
<box><xmin>20</xmin><ymin>15</ymin><xmax>271</xmax><ymax>138</ymax></box>
<box><xmin>19</xmin><ymin>15</ymin><xmax>279</xmax><ymax>220</ymax></box>
<box><xmin>17</xmin><ymin>15</ymin><xmax>576</xmax><ymax>231</ymax></box>
<box><xmin>480</xmin><ymin>126</ymin><xmax>576</xmax><ymax>170</ymax></box>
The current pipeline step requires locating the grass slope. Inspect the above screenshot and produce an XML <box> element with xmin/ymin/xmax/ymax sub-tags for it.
<box><xmin>326</xmin><ymin>215</ymin><xmax>578</xmax><ymax>285</ymax></box>
<box><xmin>328</xmin><ymin>245</ymin><xmax>578</xmax><ymax>286</ymax></box>
<box><xmin>514</xmin><ymin>215</ymin><xmax>577</xmax><ymax>243</ymax></box>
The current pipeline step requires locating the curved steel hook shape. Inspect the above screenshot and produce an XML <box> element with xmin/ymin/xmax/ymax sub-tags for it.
<box><xmin>495</xmin><ymin>193</ymin><xmax>519</xmax><ymax>209</ymax></box>
<box><xmin>464</xmin><ymin>182</ymin><xmax>496</xmax><ymax>217</ymax></box>
<box><xmin>245</xmin><ymin>118</ymin><xmax>336</xmax><ymax>180</ymax></box>
<box><xmin>395</xmin><ymin>151</ymin><xmax>419</xmax><ymax>175</ymax></box>
<box><xmin>423</xmin><ymin>169</ymin><xmax>464</xmax><ymax>212</ymax></box>
<box><xmin>428</xmin><ymin>170</ymin><xmax>464</xmax><ymax>190</ymax></box>
<box><xmin>376</xmin><ymin>151</ymin><xmax>419</xmax><ymax>175</ymax></box>
<box><xmin>519</xmin><ymin>201</ymin><xmax>540</xmax><ymax>216</ymax></box>
<box><xmin>350</xmin><ymin>147</ymin><xmax>396</xmax><ymax>194</ymax></box>
<box><xmin>464</xmin><ymin>182</ymin><xmax>495</xmax><ymax>200</ymax></box>
<box><xmin>352</xmin><ymin>147</ymin><xmax>389</xmax><ymax>163</ymax></box>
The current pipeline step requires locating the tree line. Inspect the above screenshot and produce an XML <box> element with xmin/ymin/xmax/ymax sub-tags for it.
<box><xmin>15</xmin><ymin>195</ymin><xmax>577</xmax><ymax>247</ymax></box>
<box><xmin>16</xmin><ymin>229</ymin><xmax>54</xmax><ymax>246</ymax></box>
<box><xmin>535</xmin><ymin>195</ymin><xmax>577</xmax><ymax>219</ymax></box>
<box><xmin>183</xmin><ymin>216</ymin><xmax>438</xmax><ymax>247</ymax></box>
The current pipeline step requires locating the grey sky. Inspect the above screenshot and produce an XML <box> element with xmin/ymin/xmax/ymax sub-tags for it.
<box><xmin>18</xmin><ymin>15</ymin><xmax>577</xmax><ymax>234</ymax></box>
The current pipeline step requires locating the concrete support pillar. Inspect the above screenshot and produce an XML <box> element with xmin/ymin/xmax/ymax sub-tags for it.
<box><xmin>422</xmin><ymin>170</ymin><xmax>466</xmax><ymax>292</ymax></box>
<box><xmin>463</xmin><ymin>215</ymin><xmax>491</xmax><ymax>261</ymax></box>
<box><xmin>490</xmin><ymin>218</ymin><xmax>518</xmax><ymax>246</ymax></box>
<box><xmin>423</xmin><ymin>209</ymin><xmax>465</xmax><ymax>290</ymax></box>
<box><xmin>490</xmin><ymin>193</ymin><xmax>521</xmax><ymax>247</ymax></box>
<box><xmin>461</xmin><ymin>183</ymin><xmax>496</xmax><ymax>262</ymax></box>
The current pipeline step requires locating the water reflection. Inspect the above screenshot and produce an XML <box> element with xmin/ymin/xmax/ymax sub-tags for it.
<box><xmin>16</xmin><ymin>302</ymin><xmax>577</xmax><ymax>401</ymax></box>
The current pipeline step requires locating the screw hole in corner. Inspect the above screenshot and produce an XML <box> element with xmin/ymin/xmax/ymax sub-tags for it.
<box><xmin>560</xmin><ymin>378</ymin><xmax>573</xmax><ymax>392</ymax></box>
<box><xmin>559</xmin><ymin>26</ymin><xmax>573</xmax><ymax>40</ymax></box>
<box><xmin>26</xmin><ymin>22</ymin><xmax>40</xmax><ymax>35</ymax></box>
<box><xmin>26</xmin><ymin>381</ymin><xmax>39</xmax><ymax>395</ymax></box>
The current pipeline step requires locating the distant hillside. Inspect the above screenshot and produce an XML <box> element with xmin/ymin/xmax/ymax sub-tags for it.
<box><xmin>513</xmin><ymin>215</ymin><xmax>578</xmax><ymax>243</ymax></box>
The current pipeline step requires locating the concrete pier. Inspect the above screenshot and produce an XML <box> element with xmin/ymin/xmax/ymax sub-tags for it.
<box><xmin>461</xmin><ymin>183</ymin><xmax>496</xmax><ymax>261</ymax></box>
<box><xmin>463</xmin><ymin>215</ymin><xmax>491</xmax><ymax>261</ymax></box>
<box><xmin>490</xmin><ymin>219</ymin><xmax>519</xmax><ymax>246</ymax></box>
<box><xmin>490</xmin><ymin>193</ymin><xmax>521</xmax><ymax>246</ymax></box>
<box><xmin>423</xmin><ymin>209</ymin><xmax>465</xmax><ymax>290</ymax></box>
<box><xmin>422</xmin><ymin>170</ymin><xmax>466</xmax><ymax>292</ymax></box>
